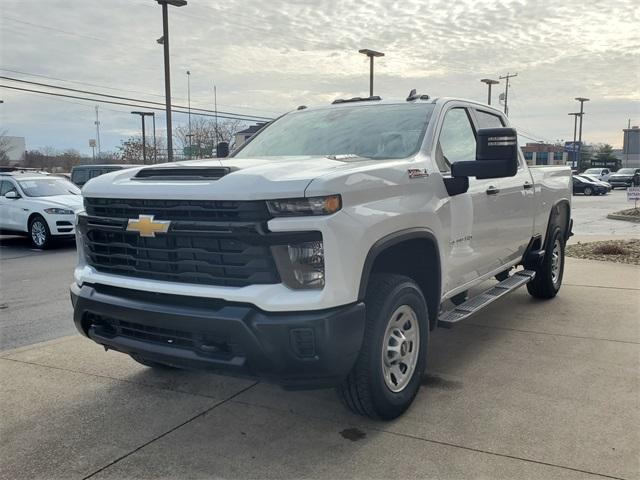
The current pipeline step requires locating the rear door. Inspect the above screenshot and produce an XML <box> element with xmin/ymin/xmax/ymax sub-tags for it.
<box><xmin>0</xmin><ymin>179</ymin><xmax>25</xmax><ymax>231</ymax></box>
<box><xmin>471</xmin><ymin>108</ymin><xmax>535</xmax><ymax>265</ymax></box>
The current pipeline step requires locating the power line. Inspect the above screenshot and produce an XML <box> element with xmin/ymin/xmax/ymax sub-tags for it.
<box><xmin>0</xmin><ymin>84</ymin><xmax>270</xmax><ymax>122</ymax></box>
<box><xmin>0</xmin><ymin>68</ymin><xmax>280</xmax><ymax>115</ymax></box>
<box><xmin>0</xmin><ymin>76</ymin><xmax>273</xmax><ymax>121</ymax></box>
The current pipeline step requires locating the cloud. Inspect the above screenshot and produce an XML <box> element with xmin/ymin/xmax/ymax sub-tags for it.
<box><xmin>0</xmin><ymin>0</ymin><xmax>638</xmax><ymax>152</ymax></box>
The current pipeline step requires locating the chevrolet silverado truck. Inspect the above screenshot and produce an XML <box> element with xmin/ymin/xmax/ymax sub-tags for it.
<box><xmin>71</xmin><ymin>95</ymin><xmax>572</xmax><ymax>419</ymax></box>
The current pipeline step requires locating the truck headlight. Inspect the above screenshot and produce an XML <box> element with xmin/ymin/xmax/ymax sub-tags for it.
<box><xmin>266</xmin><ymin>195</ymin><xmax>341</xmax><ymax>217</ymax></box>
<box><xmin>272</xmin><ymin>240</ymin><xmax>325</xmax><ymax>289</ymax></box>
<box><xmin>44</xmin><ymin>208</ymin><xmax>74</xmax><ymax>215</ymax></box>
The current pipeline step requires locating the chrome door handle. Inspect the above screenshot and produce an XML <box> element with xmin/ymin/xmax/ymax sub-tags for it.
<box><xmin>523</xmin><ymin>182</ymin><xmax>533</xmax><ymax>190</ymax></box>
<box><xmin>486</xmin><ymin>186</ymin><xmax>500</xmax><ymax>195</ymax></box>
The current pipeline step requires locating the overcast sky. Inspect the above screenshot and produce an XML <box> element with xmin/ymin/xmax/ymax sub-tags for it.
<box><xmin>1</xmin><ymin>0</ymin><xmax>638</xmax><ymax>155</ymax></box>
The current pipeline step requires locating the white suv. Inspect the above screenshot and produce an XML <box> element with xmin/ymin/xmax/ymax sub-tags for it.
<box><xmin>0</xmin><ymin>171</ymin><xmax>83</xmax><ymax>248</ymax></box>
<box><xmin>583</xmin><ymin>167</ymin><xmax>611</xmax><ymax>181</ymax></box>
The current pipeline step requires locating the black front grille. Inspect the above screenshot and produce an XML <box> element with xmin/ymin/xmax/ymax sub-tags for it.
<box><xmin>87</xmin><ymin>313</ymin><xmax>241</xmax><ymax>357</ymax></box>
<box><xmin>81</xmin><ymin>197</ymin><xmax>281</xmax><ymax>287</ymax></box>
<box><xmin>84</xmin><ymin>197</ymin><xmax>271</xmax><ymax>222</ymax></box>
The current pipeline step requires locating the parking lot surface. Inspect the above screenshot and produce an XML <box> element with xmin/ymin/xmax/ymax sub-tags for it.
<box><xmin>1</xmin><ymin>190</ymin><xmax>639</xmax><ymax>479</ymax></box>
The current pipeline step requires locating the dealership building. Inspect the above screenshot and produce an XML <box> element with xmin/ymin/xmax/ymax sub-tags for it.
<box><xmin>621</xmin><ymin>125</ymin><xmax>640</xmax><ymax>168</ymax></box>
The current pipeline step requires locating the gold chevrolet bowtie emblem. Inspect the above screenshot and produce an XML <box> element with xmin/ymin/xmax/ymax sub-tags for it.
<box><xmin>126</xmin><ymin>215</ymin><xmax>171</xmax><ymax>237</ymax></box>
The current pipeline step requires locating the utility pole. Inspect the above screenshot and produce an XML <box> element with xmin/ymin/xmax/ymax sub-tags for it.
<box><xmin>151</xmin><ymin>112</ymin><xmax>157</xmax><ymax>164</ymax></box>
<box><xmin>187</xmin><ymin>70</ymin><xmax>192</xmax><ymax>158</ymax></box>
<box><xmin>575</xmin><ymin>97</ymin><xmax>590</xmax><ymax>171</ymax></box>
<box><xmin>568</xmin><ymin>112</ymin><xmax>580</xmax><ymax>168</ymax></box>
<box><xmin>94</xmin><ymin>106</ymin><xmax>101</xmax><ymax>158</ymax></box>
<box><xmin>358</xmin><ymin>49</ymin><xmax>385</xmax><ymax>97</ymax></box>
<box><xmin>157</xmin><ymin>0</ymin><xmax>187</xmax><ymax>162</ymax></box>
<box><xmin>499</xmin><ymin>72</ymin><xmax>518</xmax><ymax>116</ymax></box>
<box><xmin>480</xmin><ymin>78</ymin><xmax>499</xmax><ymax>105</ymax></box>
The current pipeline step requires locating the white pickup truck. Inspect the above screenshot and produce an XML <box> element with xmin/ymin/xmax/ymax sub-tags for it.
<box><xmin>71</xmin><ymin>95</ymin><xmax>572</xmax><ymax>419</ymax></box>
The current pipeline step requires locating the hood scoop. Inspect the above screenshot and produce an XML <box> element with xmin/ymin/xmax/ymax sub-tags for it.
<box><xmin>134</xmin><ymin>166</ymin><xmax>232</xmax><ymax>181</ymax></box>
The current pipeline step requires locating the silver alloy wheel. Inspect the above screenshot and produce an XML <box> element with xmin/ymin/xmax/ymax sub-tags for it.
<box><xmin>31</xmin><ymin>220</ymin><xmax>47</xmax><ymax>247</ymax></box>
<box><xmin>381</xmin><ymin>305</ymin><xmax>420</xmax><ymax>393</ymax></box>
<box><xmin>550</xmin><ymin>238</ymin><xmax>562</xmax><ymax>286</ymax></box>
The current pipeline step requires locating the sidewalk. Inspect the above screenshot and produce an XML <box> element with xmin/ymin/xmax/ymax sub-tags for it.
<box><xmin>1</xmin><ymin>257</ymin><xmax>639</xmax><ymax>480</ymax></box>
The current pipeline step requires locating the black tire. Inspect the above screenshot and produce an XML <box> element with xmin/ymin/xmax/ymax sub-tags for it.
<box><xmin>29</xmin><ymin>215</ymin><xmax>51</xmax><ymax>249</ymax></box>
<box><xmin>337</xmin><ymin>274</ymin><xmax>429</xmax><ymax>420</ymax></box>
<box><xmin>583</xmin><ymin>186</ymin><xmax>593</xmax><ymax>196</ymax></box>
<box><xmin>527</xmin><ymin>226</ymin><xmax>565</xmax><ymax>299</ymax></box>
<box><xmin>130</xmin><ymin>354</ymin><xmax>175</xmax><ymax>369</ymax></box>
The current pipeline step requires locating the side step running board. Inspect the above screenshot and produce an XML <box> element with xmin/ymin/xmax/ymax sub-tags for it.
<box><xmin>438</xmin><ymin>270</ymin><xmax>536</xmax><ymax>328</ymax></box>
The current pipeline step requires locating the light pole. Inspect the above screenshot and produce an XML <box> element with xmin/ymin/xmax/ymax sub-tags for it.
<box><xmin>131</xmin><ymin>111</ymin><xmax>154</xmax><ymax>164</ymax></box>
<box><xmin>213</xmin><ymin>83</ymin><xmax>218</xmax><ymax>148</ymax></box>
<box><xmin>480</xmin><ymin>79</ymin><xmax>499</xmax><ymax>105</ymax></box>
<box><xmin>568</xmin><ymin>112</ymin><xmax>580</xmax><ymax>168</ymax></box>
<box><xmin>358</xmin><ymin>49</ymin><xmax>384</xmax><ymax>97</ymax></box>
<box><xmin>151</xmin><ymin>112</ymin><xmax>157</xmax><ymax>163</ymax></box>
<box><xmin>186</xmin><ymin>70</ymin><xmax>192</xmax><ymax>158</ymax></box>
<box><xmin>157</xmin><ymin>0</ymin><xmax>187</xmax><ymax>162</ymax></box>
<box><xmin>575</xmin><ymin>97</ymin><xmax>589</xmax><ymax>171</ymax></box>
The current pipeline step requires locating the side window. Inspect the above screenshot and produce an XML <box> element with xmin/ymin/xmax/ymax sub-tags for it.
<box><xmin>72</xmin><ymin>169</ymin><xmax>90</xmax><ymax>185</ymax></box>
<box><xmin>435</xmin><ymin>108</ymin><xmax>476</xmax><ymax>172</ymax></box>
<box><xmin>0</xmin><ymin>180</ymin><xmax>17</xmax><ymax>195</ymax></box>
<box><xmin>475</xmin><ymin>110</ymin><xmax>505</xmax><ymax>129</ymax></box>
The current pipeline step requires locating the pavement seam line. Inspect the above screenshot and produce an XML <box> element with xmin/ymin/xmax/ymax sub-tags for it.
<box><xmin>0</xmin><ymin>335</ymin><xmax>78</xmax><ymax>358</ymax></box>
<box><xmin>564</xmin><ymin>283</ymin><xmax>640</xmax><ymax>291</ymax></box>
<box><xmin>81</xmin><ymin>380</ymin><xmax>259</xmax><ymax>480</ymax></box>
<box><xmin>462</xmin><ymin>323</ymin><xmax>640</xmax><ymax>345</ymax></box>
<box><xmin>0</xmin><ymin>356</ymin><xmax>250</xmax><ymax>401</ymax></box>
<box><xmin>230</xmin><ymin>399</ymin><xmax>627</xmax><ymax>480</ymax></box>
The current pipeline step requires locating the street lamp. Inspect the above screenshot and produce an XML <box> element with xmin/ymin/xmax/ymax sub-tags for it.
<box><xmin>575</xmin><ymin>97</ymin><xmax>590</xmax><ymax>171</ymax></box>
<box><xmin>358</xmin><ymin>49</ymin><xmax>384</xmax><ymax>97</ymax></box>
<box><xmin>131</xmin><ymin>111</ymin><xmax>154</xmax><ymax>164</ymax></box>
<box><xmin>157</xmin><ymin>0</ymin><xmax>187</xmax><ymax>162</ymax></box>
<box><xmin>480</xmin><ymin>79</ymin><xmax>499</xmax><ymax>105</ymax></box>
<box><xmin>186</xmin><ymin>70</ymin><xmax>192</xmax><ymax>158</ymax></box>
<box><xmin>568</xmin><ymin>112</ymin><xmax>581</xmax><ymax>168</ymax></box>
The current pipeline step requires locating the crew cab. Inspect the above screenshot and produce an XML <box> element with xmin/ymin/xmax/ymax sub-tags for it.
<box><xmin>71</xmin><ymin>96</ymin><xmax>572</xmax><ymax>419</ymax></box>
<box><xmin>0</xmin><ymin>171</ymin><xmax>83</xmax><ymax>248</ymax></box>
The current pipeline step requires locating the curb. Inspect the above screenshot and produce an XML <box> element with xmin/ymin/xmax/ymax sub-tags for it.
<box><xmin>606</xmin><ymin>213</ymin><xmax>640</xmax><ymax>223</ymax></box>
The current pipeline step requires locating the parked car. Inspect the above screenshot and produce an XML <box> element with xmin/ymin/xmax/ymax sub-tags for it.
<box><xmin>608</xmin><ymin>168</ymin><xmax>640</xmax><ymax>189</ymax></box>
<box><xmin>572</xmin><ymin>175</ymin><xmax>607</xmax><ymax>195</ymax></box>
<box><xmin>72</xmin><ymin>96</ymin><xmax>572</xmax><ymax>420</ymax></box>
<box><xmin>0</xmin><ymin>171</ymin><xmax>83</xmax><ymax>248</ymax></box>
<box><xmin>582</xmin><ymin>167</ymin><xmax>611</xmax><ymax>182</ymax></box>
<box><xmin>577</xmin><ymin>174</ymin><xmax>611</xmax><ymax>192</ymax></box>
<box><xmin>71</xmin><ymin>164</ymin><xmax>140</xmax><ymax>187</ymax></box>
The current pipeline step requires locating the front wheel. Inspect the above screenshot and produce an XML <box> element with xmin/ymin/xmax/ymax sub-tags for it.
<box><xmin>29</xmin><ymin>215</ymin><xmax>51</xmax><ymax>249</ymax></box>
<box><xmin>583</xmin><ymin>186</ymin><xmax>593</xmax><ymax>196</ymax></box>
<box><xmin>527</xmin><ymin>227</ymin><xmax>565</xmax><ymax>299</ymax></box>
<box><xmin>337</xmin><ymin>274</ymin><xmax>429</xmax><ymax>420</ymax></box>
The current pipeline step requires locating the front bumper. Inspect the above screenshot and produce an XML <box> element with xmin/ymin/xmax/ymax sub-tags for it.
<box><xmin>46</xmin><ymin>213</ymin><xmax>76</xmax><ymax>236</ymax></box>
<box><xmin>609</xmin><ymin>178</ymin><xmax>632</xmax><ymax>187</ymax></box>
<box><xmin>71</xmin><ymin>282</ymin><xmax>366</xmax><ymax>389</ymax></box>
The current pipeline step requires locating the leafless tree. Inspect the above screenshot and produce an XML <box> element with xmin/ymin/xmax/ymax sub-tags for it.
<box><xmin>117</xmin><ymin>135</ymin><xmax>166</xmax><ymax>164</ymax></box>
<box><xmin>174</xmin><ymin>118</ymin><xmax>247</xmax><ymax>158</ymax></box>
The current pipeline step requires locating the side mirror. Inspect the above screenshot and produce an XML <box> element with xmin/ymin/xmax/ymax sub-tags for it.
<box><xmin>4</xmin><ymin>191</ymin><xmax>19</xmax><ymax>199</ymax></box>
<box><xmin>451</xmin><ymin>127</ymin><xmax>519</xmax><ymax>180</ymax></box>
<box><xmin>217</xmin><ymin>142</ymin><xmax>229</xmax><ymax>158</ymax></box>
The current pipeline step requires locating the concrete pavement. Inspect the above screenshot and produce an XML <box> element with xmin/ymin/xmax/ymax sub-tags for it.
<box><xmin>1</xmin><ymin>257</ymin><xmax>638</xmax><ymax>480</ymax></box>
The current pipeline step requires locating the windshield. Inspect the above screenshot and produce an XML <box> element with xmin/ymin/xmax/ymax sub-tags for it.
<box><xmin>234</xmin><ymin>103</ymin><xmax>436</xmax><ymax>160</ymax></box>
<box><xmin>19</xmin><ymin>178</ymin><xmax>81</xmax><ymax>197</ymax></box>
<box><xmin>616</xmin><ymin>168</ymin><xmax>635</xmax><ymax>174</ymax></box>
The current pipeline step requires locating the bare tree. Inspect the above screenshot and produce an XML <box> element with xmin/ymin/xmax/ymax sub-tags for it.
<box><xmin>117</xmin><ymin>135</ymin><xmax>166</xmax><ymax>164</ymax></box>
<box><xmin>0</xmin><ymin>130</ymin><xmax>12</xmax><ymax>166</ymax></box>
<box><xmin>174</xmin><ymin>118</ymin><xmax>247</xmax><ymax>158</ymax></box>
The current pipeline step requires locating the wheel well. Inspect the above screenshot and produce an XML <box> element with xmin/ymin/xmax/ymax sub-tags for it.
<box><xmin>27</xmin><ymin>212</ymin><xmax>43</xmax><ymax>228</ymax></box>
<box><xmin>548</xmin><ymin>200</ymin><xmax>570</xmax><ymax>241</ymax></box>
<box><xmin>361</xmin><ymin>237</ymin><xmax>441</xmax><ymax>330</ymax></box>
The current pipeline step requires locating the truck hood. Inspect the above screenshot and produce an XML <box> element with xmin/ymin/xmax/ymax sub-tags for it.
<box><xmin>81</xmin><ymin>156</ymin><xmax>379</xmax><ymax>200</ymax></box>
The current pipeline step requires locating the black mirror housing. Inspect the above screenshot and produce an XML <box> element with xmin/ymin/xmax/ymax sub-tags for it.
<box><xmin>452</xmin><ymin>127</ymin><xmax>519</xmax><ymax>180</ymax></box>
<box><xmin>217</xmin><ymin>142</ymin><xmax>229</xmax><ymax>158</ymax></box>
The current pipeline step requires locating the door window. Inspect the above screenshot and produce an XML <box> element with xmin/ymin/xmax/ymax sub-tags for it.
<box><xmin>72</xmin><ymin>169</ymin><xmax>90</xmax><ymax>185</ymax></box>
<box><xmin>435</xmin><ymin>108</ymin><xmax>476</xmax><ymax>172</ymax></box>
<box><xmin>475</xmin><ymin>110</ymin><xmax>504</xmax><ymax>129</ymax></box>
<box><xmin>0</xmin><ymin>180</ymin><xmax>17</xmax><ymax>195</ymax></box>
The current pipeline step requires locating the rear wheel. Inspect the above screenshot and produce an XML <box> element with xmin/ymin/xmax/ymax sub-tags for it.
<box><xmin>29</xmin><ymin>215</ymin><xmax>51</xmax><ymax>249</ymax></box>
<box><xmin>583</xmin><ymin>186</ymin><xmax>593</xmax><ymax>196</ymax></box>
<box><xmin>527</xmin><ymin>227</ymin><xmax>565</xmax><ymax>299</ymax></box>
<box><xmin>337</xmin><ymin>274</ymin><xmax>429</xmax><ymax>420</ymax></box>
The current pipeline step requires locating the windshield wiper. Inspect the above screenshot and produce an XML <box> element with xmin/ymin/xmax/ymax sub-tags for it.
<box><xmin>326</xmin><ymin>154</ymin><xmax>374</xmax><ymax>161</ymax></box>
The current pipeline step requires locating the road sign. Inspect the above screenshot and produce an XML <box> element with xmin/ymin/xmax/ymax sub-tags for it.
<box><xmin>89</xmin><ymin>139</ymin><xmax>96</xmax><ymax>147</ymax></box>
<box><xmin>628</xmin><ymin>187</ymin><xmax>640</xmax><ymax>201</ymax></box>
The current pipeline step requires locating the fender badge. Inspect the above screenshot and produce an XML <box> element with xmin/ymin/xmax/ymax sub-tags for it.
<box><xmin>407</xmin><ymin>168</ymin><xmax>429</xmax><ymax>179</ymax></box>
